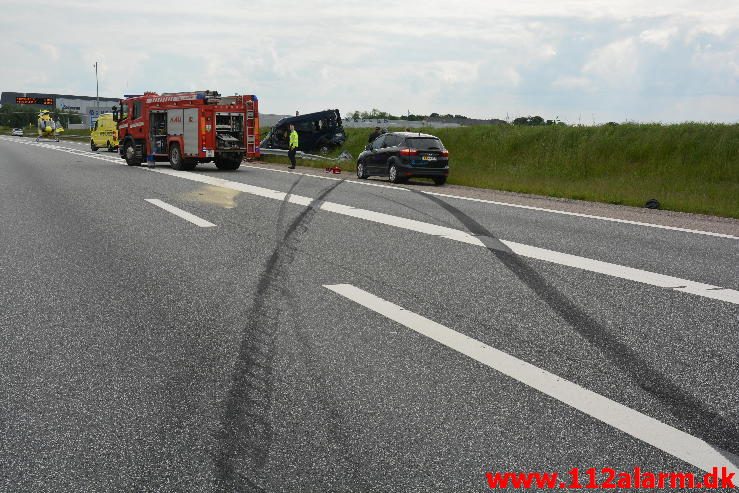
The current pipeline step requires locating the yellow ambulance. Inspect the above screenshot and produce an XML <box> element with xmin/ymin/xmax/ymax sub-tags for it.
<box><xmin>90</xmin><ymin>113</ymin><xmax>118</xmax><ymax>152</ymax></box>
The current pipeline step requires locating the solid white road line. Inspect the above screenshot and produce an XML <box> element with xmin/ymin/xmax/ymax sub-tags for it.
<box><xmin>150</xmin><ymin>168</ymin><xmax>739</xmax><ymax>305</ymax></box>
<box><xmin>6</xmin><ymin>136</ymin><xmax>738</xmax><ymax>241</ymax></box>
<box><xmin>242</xmin><ymin>164</ymin><xmax>404</xmax><ymax>190</ymax></box>
<box><xmin>2</xmin><ymin>137</ymin><xmax>736</xmax><ymax>304</ymax></box>
<box><xmin>420</xmin><ymin>189</ymin><xmax>739</xmax><ymax>240</ymax></box>
<box><xmin>242</xmin><ymin>163</ymin><xmax>738</xmax><ymax>240</ymax></box>
<box><xmin>0</xmin><ymin>137</ymin><xmax>122</xmax><ymax>164</ymax></box>
<box><xmin>324</xmin><ymin>283</ymin><xmax>739</xmax><ymax>476</ymax></box>
<box><xmin>144</xmin><ymin>199</ymin><xmax>215</xmax><ymax>227</ymax></box>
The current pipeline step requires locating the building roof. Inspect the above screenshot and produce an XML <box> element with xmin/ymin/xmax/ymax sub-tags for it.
<box><xmin>1</xmin><ymin>91</ymin><xmax>119</xmax><ymax>103</ymax></box>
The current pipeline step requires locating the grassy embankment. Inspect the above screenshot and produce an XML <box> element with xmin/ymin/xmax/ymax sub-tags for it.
<box><xmin>1</xmin><ymin>125</ymin><xmax>90</xmax><ymax>139</ymax></box>
<box><xmin>58</xmin><ymin>129</ymin><xmax>91</xmax><ymax>139</ymax></box>
<box><xmin>261</xmin><ymin>123</ymin><xmax>739</xmax><ymax>218</ymax></box>
<box><xmin>2</xmin><ymin>124</ymin><xmax>735</xmax><ymax>217</ymax></box>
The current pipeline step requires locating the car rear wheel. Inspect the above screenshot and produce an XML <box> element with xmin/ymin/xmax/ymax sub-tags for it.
<box><xmin>90</xmin><ymin>140</ymin><xmax>98</xmax><ymax>151</ymax></box>
<box><xmin>388</xmin><ymin>164</ymin><xmax>401</xmax><ymax>184</ymax></box>
<box><xmin>357</xmin><ymin>160</ymin><xmax>368</xmax><ymax>179</ymax></box>
<box><xmin>433</xmin><ymin>176</ymin><xmax>447</xmax><ymax>186</ymax></box>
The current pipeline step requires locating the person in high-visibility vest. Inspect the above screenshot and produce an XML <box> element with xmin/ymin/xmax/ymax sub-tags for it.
<box><xmin>288</xmin><ymin>124</ymin><xmax>298</xmax><ymax>169</ymax></box>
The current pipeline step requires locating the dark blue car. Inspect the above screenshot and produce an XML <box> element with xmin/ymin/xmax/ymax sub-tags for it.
<box><xmin>356</xmin><ymin>132</ymin><xmax>449</xmax><ymax>185</ymax></box>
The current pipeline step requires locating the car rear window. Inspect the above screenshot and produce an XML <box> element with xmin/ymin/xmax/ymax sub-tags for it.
<box><xmin>405</xmin><ymin>137</ymin><xmax>443</xmax><ymax>150</ymax></box>
<box><xmin>384</xmin><ymin>134</ymin><xmax>401</xmax><ymax>147</ymax></box>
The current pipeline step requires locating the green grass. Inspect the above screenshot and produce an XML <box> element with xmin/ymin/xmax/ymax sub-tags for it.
<box><xmin>1</xmin><ymin>125</ymin><xmax>90</xmax><ymax>139</ymax></box>
<box><xmin>59</xmin><ymin>128</ymin><xmax>91</xmax><ymax>138</ymax></box>
<box><xmin>2</xmin><ymin>123</ymin><xmax>735</xmax><ymax>217</ymax></box>
<box><xmin>261</xmin><ymin>123</ymin><xmax>739</xmax><ymax>218</ymax></box>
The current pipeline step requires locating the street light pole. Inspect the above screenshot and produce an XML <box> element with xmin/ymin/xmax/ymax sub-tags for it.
<box><xmin>94</xmin><ymin>61</ymin><xmax>99</xmax><ymax>129</ymax></box>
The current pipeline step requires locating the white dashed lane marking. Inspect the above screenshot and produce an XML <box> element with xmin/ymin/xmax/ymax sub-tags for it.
<box><xmin>2</xmin><ymin>136</ymin><xmax>736</xmax><ymax>304</ymax></box>
<box><xmin>325</xmin><ymin>283</ymin><xmax>739</xmax><ymax>477</ymax></box>
<box><xmin>144</xmin><ymin>199</ymin><xmax>216</xmax><ymax>227</ymax></box>
<box><xmin>152</xmin><ymin>167</ymin><xmax>739</xmax><ymax>305</ymax></box>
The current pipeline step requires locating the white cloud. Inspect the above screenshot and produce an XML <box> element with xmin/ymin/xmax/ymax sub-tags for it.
<box><xmin>38</xmin><ymin>43</ymin><xmax>59</xmax><ymax>62</ymax></box>
<box><xmin>691</xmin><ymin>44</ymin><xmax>739</xmax><ymax>80</ymax></box>
<box><xmin>551</xmin><ymin>76</ymin><xmax>592</xmax><ymax>90</ymax></box>
<box><xmin>659</xmin><ymin>94</ymin><xmax>739</xmax><ymax>122</ymax></box>
<box><xmin>541</xmin><ymin>45</ymin><xmax>558</xmax><ymax>58</ymax></box>
<box><xmin>433</xmin><ymin>61</ymin><xmax>481</xmax><ymax>84</ymax></box>
<box><xmin>582</xmin><ymin>38</ymin><xmax>640</xmax><ymax>87</ymax></box>
<box><xmin>639</xmin><ymin>28</ymin><xmax>678</xmax><ymax>48</ymax></box>
<box><xmin>498</xmin><ymin>67</ymin><xmax>523</xmax><ymax>87</ymax></box>
<box><xmin>0</xmin><ymin>0</ymin><xmax>737</xmax><ymax>121</ymax></box>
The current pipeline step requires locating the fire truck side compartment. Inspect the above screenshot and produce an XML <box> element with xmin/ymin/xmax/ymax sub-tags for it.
<box><xmin>167</xmin><ymin>109</ymin><xmax>184</xmax><ymax>136</ymax></box>
<box><xmin>183</xmin><ymin>108</ymin><xmax>199</xmax><ymax>155</ymax></box>
<box><xmin>216</xmin><ymin>112</ymin><xmax>244</xmax><ymax>152</ymax></box>
<box><xmin>150</xmin><ymin>112</ymin><xmax>168</xmax><ymax>154</ymax></box>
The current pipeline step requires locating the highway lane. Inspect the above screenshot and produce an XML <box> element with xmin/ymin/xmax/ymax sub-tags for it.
<box><xmin>232</xmin><ymin>168</ymin><xmax>739</xmax><ymax>289</ymax></box>
<box><xmin>46</xmin><ymin>138</ymin><xmax>739</xmax><ymax>289</ymax></box>
<box><xmin>1</xmin><ymin>137</ymin><xmax>738</xmax><ymax>491</ymax></box>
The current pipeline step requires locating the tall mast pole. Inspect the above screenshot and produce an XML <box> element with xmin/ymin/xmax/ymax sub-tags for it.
<box><xmin>95</xmin><ymin>61</ymin><xmax>99</xmax><ymax>128</ymax></box>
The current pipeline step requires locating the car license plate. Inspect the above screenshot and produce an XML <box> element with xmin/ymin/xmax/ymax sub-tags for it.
<box><xmin>422</xmin><ymin>155</ymin><xmax>434</xmax><ymax>161</ymax></box>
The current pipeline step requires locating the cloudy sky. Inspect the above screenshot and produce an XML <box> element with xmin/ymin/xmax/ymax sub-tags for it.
<box><xmin>1</xmin><ymin>0</ymin><xmax>737</xmax><ymax>123</ymax></box>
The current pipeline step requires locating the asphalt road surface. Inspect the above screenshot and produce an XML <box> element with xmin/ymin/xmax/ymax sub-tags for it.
<box><xmin>2</xmin><ymin>136</ymin><xmax>738</xmax><ymax>492</ymax></box>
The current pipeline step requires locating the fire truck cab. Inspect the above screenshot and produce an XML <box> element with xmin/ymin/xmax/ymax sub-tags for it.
<box><xmin>116</xmin><ymin>90</ymin><xmax>259</xmax><ymax>170</ymax></box>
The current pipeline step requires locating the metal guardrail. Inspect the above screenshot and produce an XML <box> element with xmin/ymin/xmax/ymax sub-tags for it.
<box><xmin>259</xmin><ymin>148</ymin><xmax>352</xmax><ymax>162</ymax></box>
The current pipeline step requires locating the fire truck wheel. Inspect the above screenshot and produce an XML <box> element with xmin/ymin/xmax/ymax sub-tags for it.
<box><xmin>169</xmin><ymin>143</ymin><xmax>186</xmax><ymax>170</ymax></box>
<box><xmin>124</xmin><ymin>141</ymin><xmax>140</xmax><ymax>166</ymax></box>
<box><xmin>215</xmin><ymin>154</ymin><xmax>241</xmax><ymax>170</ymax></box>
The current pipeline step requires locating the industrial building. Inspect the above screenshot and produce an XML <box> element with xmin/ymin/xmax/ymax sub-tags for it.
<box><xmin>1</xmin><ymin>91</ymin><xmax>119</xmax><ymax>128</ymax></box>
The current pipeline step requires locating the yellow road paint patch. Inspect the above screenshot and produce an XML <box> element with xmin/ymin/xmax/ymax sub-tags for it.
<box><xmin>181</xmin><ymin>185</ymin><xmax>240</xmax><ymax>209</ymax></box>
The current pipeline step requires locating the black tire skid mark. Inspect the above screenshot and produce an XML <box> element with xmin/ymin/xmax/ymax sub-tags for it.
<box><xmin>215</xmin><ymin>178</ymin><xmax>344</xmax><ymax>492</ymax></box>
<box><xmin>277</xmin><ymin>292</ymin><xmax>387</xmax><ymax>492</ymax></box>
<box><xmin>414</xmin><ymin>191</ymin><xmax>739</xmax><ymax>458</ymax></box>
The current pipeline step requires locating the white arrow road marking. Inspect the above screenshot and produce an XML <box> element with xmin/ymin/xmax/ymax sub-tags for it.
<box><xmin>324</xmin><ymin>282</ymin><xmax>739</xmax><ymax>476</ymax></box>
<box><xmin>144</xmin><ymin>199</ymin><xmax>215</xmax><ymax>227</ymax></box>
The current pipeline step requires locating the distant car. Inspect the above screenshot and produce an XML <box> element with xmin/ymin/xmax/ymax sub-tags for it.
<box><xmin>357</xmin><ymin>132</ymin><xmax>449</xmax><ymax>185</ymax></box>
<box><xmin>11</xmin><ymin>128</ymin><xmax>23</xmax><ymax>136</ymax></box>
<box><xmin>260</xmin><ymin>109</ymin><xmax>346</xmax><ymax>153</ymax></box>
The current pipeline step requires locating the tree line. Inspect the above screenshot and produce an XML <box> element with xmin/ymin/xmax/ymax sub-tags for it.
<box><xmin>0</xmin><ymin>104</ymin><xmax>82</xmax><ymax>128</ymax></box>
<box><xmin>346</xmin><ymin>109</ymin><xmax>565</xmax><ymax>126</ymax></box>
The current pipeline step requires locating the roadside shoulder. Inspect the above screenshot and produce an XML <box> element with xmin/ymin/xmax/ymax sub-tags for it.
<box><xmin>247</xmin><ymin>161</ymin><xmax>739</xmax><ymax>239</ymax></box>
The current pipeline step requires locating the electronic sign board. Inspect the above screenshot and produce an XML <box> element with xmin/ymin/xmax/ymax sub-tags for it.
<box><xmin>16</xmin><ymin>97</ymin><xmax>54</xmax><ymax>105</ymax></box>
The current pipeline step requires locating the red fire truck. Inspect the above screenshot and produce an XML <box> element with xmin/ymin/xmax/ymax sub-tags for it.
<box><xmin>116</xmin><ymin>90</ymin><xmax>259</xmax><ymax>170</ymax></box>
